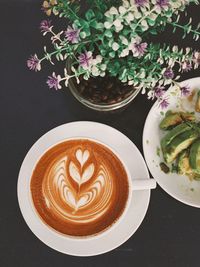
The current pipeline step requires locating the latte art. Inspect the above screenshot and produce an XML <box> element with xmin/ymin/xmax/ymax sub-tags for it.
<box><xmin>43</xmin><ymin>150</ymin><xmax>113</xmax><ymax>222</ymax></box>
<box><xmin>31</xmin><ymin>140</ymin><xmax>129</xmax><ymax>237</ymax></box>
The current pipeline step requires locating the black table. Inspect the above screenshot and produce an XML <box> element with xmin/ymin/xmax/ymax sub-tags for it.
<box><xmin>1</xmin><ymin>1</ymin><xmax>200</xmax><ymax>266</ymax></box>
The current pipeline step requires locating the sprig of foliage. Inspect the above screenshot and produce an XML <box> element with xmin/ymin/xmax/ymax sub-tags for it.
<box><xmin>27</xmin><ymin>0</ymin><xmax>200</xmax><ymax>108</ymax></box>
<box><xmin>169</xmin><ymin>16</ymin><xmax>200</xmax><ymax>41</ymax></box>
<box><xmin>52</xmin><ymin>0</ymin><xmax>81</xmax><ymax>20</ymax></box>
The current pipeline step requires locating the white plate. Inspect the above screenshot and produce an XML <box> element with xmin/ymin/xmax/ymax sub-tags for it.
<box><xmin>143</xmin><ymin>77</ymin><xmax>200</xmax><ymax>208</ymax></box>
<box><xmin>18</xmin><ymin>121</ymin><xmax>150</xmax><ymax>256</ymax></box>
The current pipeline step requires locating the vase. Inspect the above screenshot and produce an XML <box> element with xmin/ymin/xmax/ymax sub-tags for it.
<box><xmin>67</xmin><ymin>74</ymin><xmax>141</xmax><ymax>112</ymax></box>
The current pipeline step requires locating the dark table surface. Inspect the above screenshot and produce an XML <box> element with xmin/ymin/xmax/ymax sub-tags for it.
<box><xmin>1</xmin><ymin>1</ymin><xmax>200</xmax><ymax>266</ymax></box>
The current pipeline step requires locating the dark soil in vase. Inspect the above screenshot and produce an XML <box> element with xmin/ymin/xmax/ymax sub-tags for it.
<box><xmin>77</xmin><ymin>76</ymin><xmax>136</xmax><ymax>105</ymax></box>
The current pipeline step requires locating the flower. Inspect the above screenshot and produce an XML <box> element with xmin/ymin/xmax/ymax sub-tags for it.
<box><xmin>78</xmin><ymin>52</ymin><xmax>93</xmax><ymax>70</ymax></box>
<box><xmin>46</xmin><ymin>72</ymin><xmax>62</xmax><ymax>90</ymax></box>
<box><xmin>65</xmin><ymin>25</ymin><xmax>80</xmax><ymax>44</ymax></box>
<box><xmin>163</xmin><ymin>68</ymin><xmax>174</xmax><ymax>79</ymax></box>
<box><xmin>154</xmin><ymin>86</ymin><xmax>165</xmax><ymax>98</ymax></box>
<box><xmin>180</xmin><ymin>85</ymin><xmax>190</xmax><ymax>96</ymax></box>
<box><xmin>40</xmin><ymin>20</ymin><xmax>52</xmax><ymax>33</ymax></box>
<box><xmin>134</xmin><ymin>0</ymin><xmax>148</xmax><ymax>8</ymax></box>
<box><xmin>156</xmin><ymin>0</ymin><xmax>170</xmax><ymax>8</ymax></box>
<box><xmin>181</xmin><ymin>61</ymin><xmax>192</xmax><ymax>72</ymax></box>
<box><xmin>27</xmin><ymin>54</ymin><xmax>41</xmax><ymax>72</ymax></box>
<box><xmin>130</xmin><ymin>37</ymin><xmax>147</xmax><ymax>58</ymax></box>
<box><xmin>159</xmin><ymin>98</ymin><xmax>169</xmax><ymax>109</ymax></box>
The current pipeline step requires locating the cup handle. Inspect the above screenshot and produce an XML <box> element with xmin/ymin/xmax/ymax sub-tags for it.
<box><xmin>131</xmin><ymin>179</ymin><xmax>157</xmax><ymax>191</ymax></box>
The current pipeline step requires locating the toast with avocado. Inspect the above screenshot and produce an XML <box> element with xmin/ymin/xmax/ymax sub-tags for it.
<box><xmin>162</xmin><ymin>129</ymin><xmax>199</xmax><ymax>163</ymax></box>
<box><xmin>159</xmin><ymin>91</ymin><xmax>200</xmax><ymax>180</ymax></box>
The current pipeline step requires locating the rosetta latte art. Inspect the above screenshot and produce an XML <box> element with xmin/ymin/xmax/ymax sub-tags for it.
<box><xmin>31</xmin><ymin>140</ymin><xmax>129</xmax><ymax>237</ymax></box>
<box><xmin>42</xmin><ymin>149</ymin><xmax>113</xmax><ymax>223</ymax></box>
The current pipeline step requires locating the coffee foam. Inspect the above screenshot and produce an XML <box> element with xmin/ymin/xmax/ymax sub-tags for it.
<box><xmin>31</xmin><ymin>139</ymin><xmax>129</xmax><ymax>237</ymax></box>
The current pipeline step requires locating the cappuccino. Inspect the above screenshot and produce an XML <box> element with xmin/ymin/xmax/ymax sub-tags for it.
<box><xmin>31</xmin><ymin>139</ymin><xmax>129</xmax><ymax>237</ymax></box>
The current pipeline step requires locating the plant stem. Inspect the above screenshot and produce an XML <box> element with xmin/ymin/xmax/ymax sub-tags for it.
<box><xmin>67</xmin><ymin>5</ymin><xmax>79</xmax><ymax>20</ymax></box>
<box><xmin>168</xmin><ymin>21</ymin><xmax>200</xmax><ymax>36</ymax></box>
<box><xmin>136</xmin><ymin>7</ymin><xmax>157</xmax><ymax>28</ymax></box>
<box><xmin>40</xmin><ymin>47</ymin><xmax>67</xmax><ymax>62</ymax></box>
<box><xmin>49</xmin><ymin>29</ymin><xmax>63</xmax><ymax>43</ymax></box>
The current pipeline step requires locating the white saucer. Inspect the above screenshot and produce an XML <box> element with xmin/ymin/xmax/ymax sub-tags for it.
<box><xmin>18</xmin><ymin>121</ymin><xmax>150</xmax><ymax>256</ymax></box>
<box><xmin>143</xmin><ymin>77</ymin><xmax>200</xmax><ymax>208</ymax></box>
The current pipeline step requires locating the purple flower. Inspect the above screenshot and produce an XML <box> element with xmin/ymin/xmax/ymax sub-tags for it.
<box><xmin>180</xmin><ymin>85</ymin><xmax>191</xmax><ymax>96</ymax></box>
<box><xmin>40</xmin><ymin>20</ymin><xmax>52</xmax><ymax>33</ymax></box>
<box><xmin>46</xmin><ymin>72</ymin><xmax>62</xmax><ymax>90</ymax></box>
<box><xmin>156</xmin><ymin>0</ymin><xmax>169</xmax><ymax>8</ymax></box>
<box><xmin>131</xmin><ymin>37</ymin><xmax>147</xmax><ymax>58</ymax></box>
<box><xmin>134</xmin><ymin>0</ymin><xmax>148</xmax><ymax>7</ymax></box>
<box><xmin>163</xmin><ymin>68</ymin><xmax>174</xmax><ymax>79</ymax></box>
<box><xmin>65</xmin><ymin>25</ymin><xmax>80</xmax><ymax>44</ymax></box>
<box><xmin>159</xmin><ymin>98</ymin><xmax>169</xmax><ymax>109</ymax></box>
<box><xmin>78</xmin><ymin>51</ymin><xmax>93</xmax><ymax>70</ymax></box>
<box><xmin>181</xmin><ymin>61</ymin><xmax>192</xmax><ymax>72</ymax></box>
<box><xmin>154</xmin><ymin>86</ymin><xmax>165</xmax><ymax>98</ymax></box>
<box><xmin>27</xmin><ymin>54</ymin><xmax>41</xmax><ymax>72</ymax></box>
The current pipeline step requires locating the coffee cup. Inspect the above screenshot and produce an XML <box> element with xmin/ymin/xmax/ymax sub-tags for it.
<box><xmin>30</xmin><ymin>137</ymin><xmax>134</xmax><ymax>240</ymax></box>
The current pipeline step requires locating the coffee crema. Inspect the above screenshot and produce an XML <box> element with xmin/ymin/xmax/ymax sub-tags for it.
<box><xmin>30</xmin><ymin>139</ymin><xmax>129</xmax><ymax>237</ymax></box>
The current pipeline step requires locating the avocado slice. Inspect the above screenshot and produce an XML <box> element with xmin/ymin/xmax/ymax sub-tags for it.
<box><xmin>189</xmin><ymin>139</ymin><xmax>200</xmax><ymax>173</ymax></box>
<box><xmin>160</xmin><ymin>112</ymin><xmax>182</xmax><ymax>130</ymax></box>
<box><xmin>160</xmin><ymin>111</ymin><xmax>196</xmax><ymax>130</ymax></box>
<box><xmin>163</xmin><ymin>129</ymin><xmax>199</xmax><ymax>163</ymax></box>
<box><xmin>180</xmin><ymin>112</ymin><xmax>195</xmax><ymax>122</ymax></box>
<box><xmin>195</xmin><ymin>91</ymin><xmax>200</xmax><ymax>113</ymax></box>
<box><xmin>177</xmin><ymin>150</ymin><xmax>192</xmax><ymax>175</ymax></box>
<box><xmin>161</xmin><ymin>123</ymin><xmax>191</xmax><ymax>150</ymax></box>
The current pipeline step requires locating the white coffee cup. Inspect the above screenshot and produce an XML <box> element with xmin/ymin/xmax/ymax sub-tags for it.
<box><xmin>17</xmin><ymin>121</ymin><xmax>152</xmax><ymax>256</ymax></box>
<box><xmin>28</xmin><ymin>137</ymin><xmax>133</xmax><ymax>240</ymax></box>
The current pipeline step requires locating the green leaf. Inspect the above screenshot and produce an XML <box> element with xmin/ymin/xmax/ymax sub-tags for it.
<box><xmin>80</xmin><ymin>19</ymin><xmax>90</xmax><ymax>29</ymax></box>
<box><xmin>95</xmin><ymin>11</ymin><xmax>104</xmax><ymax>20</ymax></box>
<box><xmin>119</xmin><ymin>69</ymin><xmax>127</xmax><ymax>80</ymax></box>
<box><xmin>149</xmin><ymin>28</ymin><xmax>158</xmax><ymax>35</ymax></box>
<box><xmin>100</xmin><ymin>49</ymin><xmax>106</xmax><ymax>56</ymax></box>
<box><xmin>90</xmin><ymin>21</ymin><xmax>104</xmax><ymax>30</ymax></box>
<box><xmin>56</xmin><ymin>54</ymin><xmax>60</xmax><ymax>61</ymax></box>
<box><xmin>109</xmin><ymin>51</ymin><xmax>115</xmax><ymax>58</ymax></box>
<box><xmin>104</xmin><ymin>30</ymin><xmax>113</xmax><ymax>38</ymax></box>
<box><xmin>148</xmin><ymin>19</ymin><xmax>156</xmax><ymax>26</ymax></box>
<box><xmin>85</xmin><ymin>9</ymin><xmax>95</xmax><ymax>21</ymax></box>
<box><xmin>73</xmin><ymin>19</ymin><xmax>81</xmax><ymax>27</ymax></box>
<box><xmin>89</xmin><ymin>43</ymin><xmax>95</xmax><ymax>52</ymax></box>
<box><xmin>122</xmin><ymin>29</ymin><xmax>132</xmax><ymax>36</ymax></box>
<box><xmin>80</xmin><ymin>32</ymin><xmax>87</xmax><ymax>39</ymax></box>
